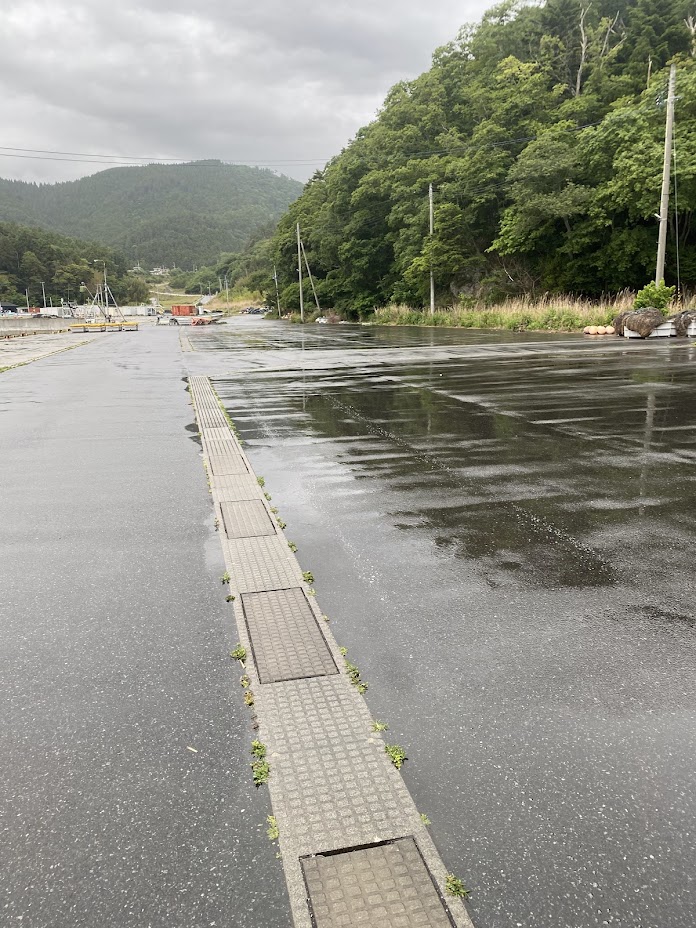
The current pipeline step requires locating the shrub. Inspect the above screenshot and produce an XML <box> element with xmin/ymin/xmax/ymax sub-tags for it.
<box><xmin>634</xmin><ymin>282</ymin><xmax>675</xmax><ymax>311</ymax></box>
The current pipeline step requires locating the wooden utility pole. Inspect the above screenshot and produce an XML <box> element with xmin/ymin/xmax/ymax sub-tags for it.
<box><xmin>429</xmin><ymin>183</ymin><xmax>435</xmax><ymax>316</ymax></box>
<box><xmin>296</xmin><ymin>222</ymin><xmax>304</xmax><ymax>323</ymax></box>
<box><xmin>273</xmin><ymin>265</ymin><xmax>281</xmax><ymax>316</ymax></box>
<box><xmin>656</xmin><ymin>64</ymin><xmax>677</xmax><ymax>286</ymax></box>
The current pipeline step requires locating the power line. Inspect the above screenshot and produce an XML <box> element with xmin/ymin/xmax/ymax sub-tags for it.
<box><xmin>0</xmin><ymin>121</ymin><xmax>603</xmax><ymax>172</ymax></box>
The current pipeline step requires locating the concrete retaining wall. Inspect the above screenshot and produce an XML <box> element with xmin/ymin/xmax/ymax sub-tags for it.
<box><xmin>0</xmin><ymin>317</ymin><xmax>74</xmax><ymax>338</ymax></box>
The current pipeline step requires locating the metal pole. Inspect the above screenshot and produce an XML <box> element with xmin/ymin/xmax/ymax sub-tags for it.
<box><xmin>25</xmin><ymin>288</ymin><xmax>30</xmax><ymax>311</ymax></box>
<box><xmin>273</xmin><ymin>265</ymin><xmax>281</xmax><ymax>316</ymax></box>
<box><xmin>297</xmin><ymin>222</ymin><xmax>304</xmax><ymax>323</ymax></box>
<box><xmin>225</xmin><ymin>275</ymin><xmax>230</xmax><ymax>310</ymax></box>
<box><xmin>429</xmin><ymin>183</ymin><xmax>435</xmax><ymax>316</ymax></box>
<box><xmin>656</xmin><ymin>64</ymin><xmax>677</xmax><ymax>285</ymax></box>
<box><xmin>41</xmin><ymin>281</ymin><xmax>47</xmax><ymax>309</ymax></box>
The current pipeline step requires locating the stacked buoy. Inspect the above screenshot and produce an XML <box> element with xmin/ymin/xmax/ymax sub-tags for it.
<box><xmin>583</xmin><ymin>325</ymin><xmax>615</xmax><ymax>335</ymax></box>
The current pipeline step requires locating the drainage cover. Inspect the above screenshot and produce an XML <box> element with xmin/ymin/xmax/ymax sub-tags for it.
<box><xmin>241</xmin><ymin>588</ymin><xmax>338</xmax><ymax>683</ymax></box>
<box><xmin>221</xmin><ymin>500</ymin><xmax>276</xmax><ymax>538</ymax></box>
<box><xmin>302</xmin><ymin>837</ymin><xmax>455</xmax><ymax>928</ymax></box>
<box><xmin>208</xmin><ymin>453</ymin><xmax>248</xmax><ymax>476</ymax></box>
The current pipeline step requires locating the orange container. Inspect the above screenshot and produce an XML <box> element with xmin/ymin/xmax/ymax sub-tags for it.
<box><xmin>171</xmin><ymin>304</ymin><xmax>197</xmax><ymax>316</ymax></box>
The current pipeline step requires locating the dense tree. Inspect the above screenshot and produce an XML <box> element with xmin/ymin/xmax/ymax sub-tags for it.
<box><xmin>264</xmin><ymin>0</ymin><xmax>696</xmax><ymax>314</ymax></box>
<box><xmin>0</xmin><ymin>222</ymin><xmax>148</xmax><ymax>306</ymax></box>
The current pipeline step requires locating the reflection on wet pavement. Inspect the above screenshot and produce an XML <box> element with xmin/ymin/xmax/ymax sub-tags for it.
<box><xmin>189</xmin><ymin>319</ymin><xmax>696</xmax><ymax>927</ymax></box>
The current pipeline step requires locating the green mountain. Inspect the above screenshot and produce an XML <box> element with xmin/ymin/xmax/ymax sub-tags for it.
<box><xmin>0</xmin><ymin>161</ymin><xmax>303</xmax><ymax>269</ymax></box>
<box><xmin>270</xmin><ymin>0</ymin><xmax>696</xmax><ymax>313</ymax></box>
<box><xmin>0</xmin><ymin>221</ymin><xmax>149</xmax><ymax>307</ymax></box>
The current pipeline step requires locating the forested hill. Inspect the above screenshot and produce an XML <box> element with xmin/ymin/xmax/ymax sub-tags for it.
<box><xmin>0</xmin><ymin>222</ymin><xmax>149</xmax><ymax>306</ymax></box>
<box><xmin>0</xmin><ymin>162</ymin><xmax>303</xmax><ymax>268</ymax></box>
<box><xmin>270</xmin><ymin>0</ymin><xmax>696</xmax><ymax>313</ymax></box>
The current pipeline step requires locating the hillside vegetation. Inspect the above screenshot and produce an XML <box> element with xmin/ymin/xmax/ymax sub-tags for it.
<box><xmin>0</xmin><ymin>162</ymin><xmax>302</xmax><ymax>269</ymax></box>
<box><xmin>0</xmin><ymin>222</ymin><xmax>149</xmax><ymax>307</ymax></box>
<box><xmin>265</xmin><ymin>0</ymin><xmax>696</xmax><ymax>316</ymax></box>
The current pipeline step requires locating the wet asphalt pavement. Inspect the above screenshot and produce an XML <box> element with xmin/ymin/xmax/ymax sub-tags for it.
<box><xmin>0</xmin><ymin>329</ymin><xmax>290</xmax><ymax>927</ymax></box>
<box><xmin>186</xmin><ymin>318</ymin><xmax>696</xmax><ymax>928</ymax></box>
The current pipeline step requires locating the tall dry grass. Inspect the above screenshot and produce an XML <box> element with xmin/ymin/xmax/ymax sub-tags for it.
<box><xmin>373</xmin><ymin>292</ymin><xmax>635</xmax><ymax>332</ymax></box>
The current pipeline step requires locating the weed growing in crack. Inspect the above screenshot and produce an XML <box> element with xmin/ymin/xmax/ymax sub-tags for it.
<box><xmin>345</xmin><ymin>660</ymin><xmax>368</xmax><ymax>694</ymax></box>
<box><xmin>266</xmin><ymin>816</ymin><xmax>280</xmax><ymax>841</ymax></box>
<box><xmin>302</xmin><ymin>571</ymin><xmax>314</xmax><ymax>584</ymax></box>
<box><xmin>322</xmin><ymin>614</ymin><xmax>330</xmax><ymax>623</ymax></box>
<box><xmin>288</xmin><ymin>541</ymin><xmax>298</xmax><ymax>553</ymax></box>
<box><xmin>277</xmin><ymin>519</ymin><xmax>287</xmax><ymax>529</ymax></box>
<box><xmin>251</xmin><ymin>760</ymin><xmax>270</xmax><ymax>786</ymax></box>
<box><xmin>371</xmin><ymin>721</ymin><xmax>388</xmax><ymax>733</ymax></box>
<box><xmin>221</xmin><ymin>572</ymin><xmax>231</xmax><ymax>585</ymax></box>
<box><xmin>270</xmin><ymin>507</ymin><xmax>279</xmax><ymax>515</ymax></box>
<box><xmin>244</xmin><ymin>690</ymin><xmax>255</xmax><ymax>707</ymax></box>
<box><xmin>214</xmin><ymin>517</ymin><xmax>220</xmax><ymax>530</ymax></box>
<box><xmin>230</xmin><ymin>644</ymin><xmax>247</xmax><ymax>663</ymax></box>
<box><xmin>257</xmin><ymin>477</ymin><xmax>265</xmax><ymax>488</ymax></box>
<box><xmin>339</xmin><ymin>647</ymin><xmax>348</xmax><ymax>657</ymax></box>
<box><xmin>445</xmin><ymin>874</ymin><xmax>470</xmax><ymax>898</ymax></box>
<box><xmin>226</xmin><ymin>594</ymin><xmax>235</xmax><ymax>603</ymax></box>
<box><xmin>240</xmin><ymin>676</ymin><xmax>251</xmax><ymax>689</ymax></box>
<box><xmin>420</xmin><ymin>813</ymin><xmax>432</xmax><ymax>826</ymax></box>
<box><xmin>264</xmin><ymin>492</ymin><xmax>272</xmax><ymax>502</ymax></box>
<box><xmin>251</xmin><ymin>740</ymin><xmax>267</xmax><ymax>760</ymax></box>
<box><xmin>385</xmin><ymin>744</ymin><xmax>407</xmax><ymax>769</ymax></box>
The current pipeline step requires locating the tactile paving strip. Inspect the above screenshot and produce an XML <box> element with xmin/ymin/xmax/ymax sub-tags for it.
<box><xmin>302</xmin><ymin>838</ymin><xmax>455</xmax><ymax>928</ymax></box>
<box><xmin>242</xmin><ymin>588</ymin><xmax>337</xmax><ymax>683</ymax></box>
<box><xmin>223</xmin><ymin>536</ymin><xmax>302</xmax><ymax>592</ymax></box>
<box><xmin>202</xmin><ymin>427</ymin><xmax>240</xmax><ymax>444</ymax></box>
<box><xmin>221</xmin><ymin>500</ymin><xmax>277</xmax><ymax>539</ymax></box>
<box><xmin>213</xmin><ymin>474</ymin><xmax>261</xmax><ymax>501</ymax></box>
<box><xmin>206</xmin><ymin>436</ymin><xmax>241</xmax><ymax>455</ymax></box>
<box><xmin>190</xmin><ymin>376</ymin><xmax>230</xmax><ymax>430</ymax></box>
<box><xmin>260</xmin><ymin>677</ymin><xmax>412</xmax><ymax>855</ymax></box>
<box><xmin>209</xmin><ymin>453</ymin><xmax>249</xmax><ymax>476</ymax></box>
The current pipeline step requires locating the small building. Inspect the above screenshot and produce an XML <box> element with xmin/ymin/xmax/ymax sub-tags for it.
<box><xmin>0</xmin><ymin>302</ymin><xmax>18</xmax><ymax>314</ymax></box>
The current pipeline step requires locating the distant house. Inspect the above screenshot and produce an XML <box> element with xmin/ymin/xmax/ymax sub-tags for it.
<box><xmin>0</xmin><ymin>302</ymin><xmax>18</xmax><ymax>314</ymax></box>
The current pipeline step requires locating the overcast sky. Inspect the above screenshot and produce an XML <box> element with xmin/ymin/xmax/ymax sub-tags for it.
<box><xmin>0</xmin><ymin>0</ymin><xmax>491</xmax><ymax>185</ymax></box>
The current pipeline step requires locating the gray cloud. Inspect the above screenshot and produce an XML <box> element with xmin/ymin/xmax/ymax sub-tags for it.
<box><xmin>0</xmin><ymin>0</ymin><xmax>490</xmax><ymax>183</ymax></box>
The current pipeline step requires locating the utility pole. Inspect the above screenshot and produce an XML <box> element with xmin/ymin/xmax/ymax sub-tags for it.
<box><xmin>296</xmin><ymin>222</ymin><xmax>304</xmax><ymax>323</ymax></box>
<box><xmin>25</xmin><ymin>288</ymin><xmax>30</xmax><ymax>311</ymax></box>
<box><xmin>273</xmin><ymin>265</ymin><xmax>281</xmax><ymax>317</ymax></box>
<box><xmin>429</xmin><ymin>183</ymin><xmax>435</xmax><ymax>316</ymax></box>
<box><xmin>224</xmin><ymin>274</ymin><xmax>230</xmax><ymax>310</ymax></box>
<box><xmin>41</xmin><ymin>281</ymin><xmax>47</xmax><ymax>309</ymax></box>
<box><xmin>656</xmin><ymin>63</ymin><xmax>677</xmax><ymax>286</ymax></box>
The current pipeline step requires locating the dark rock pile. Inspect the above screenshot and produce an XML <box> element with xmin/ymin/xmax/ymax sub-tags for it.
<box><xmin>612</xmin><ymin>308</ymin><xmax>666</xmax><ymax>337</ymax></box>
